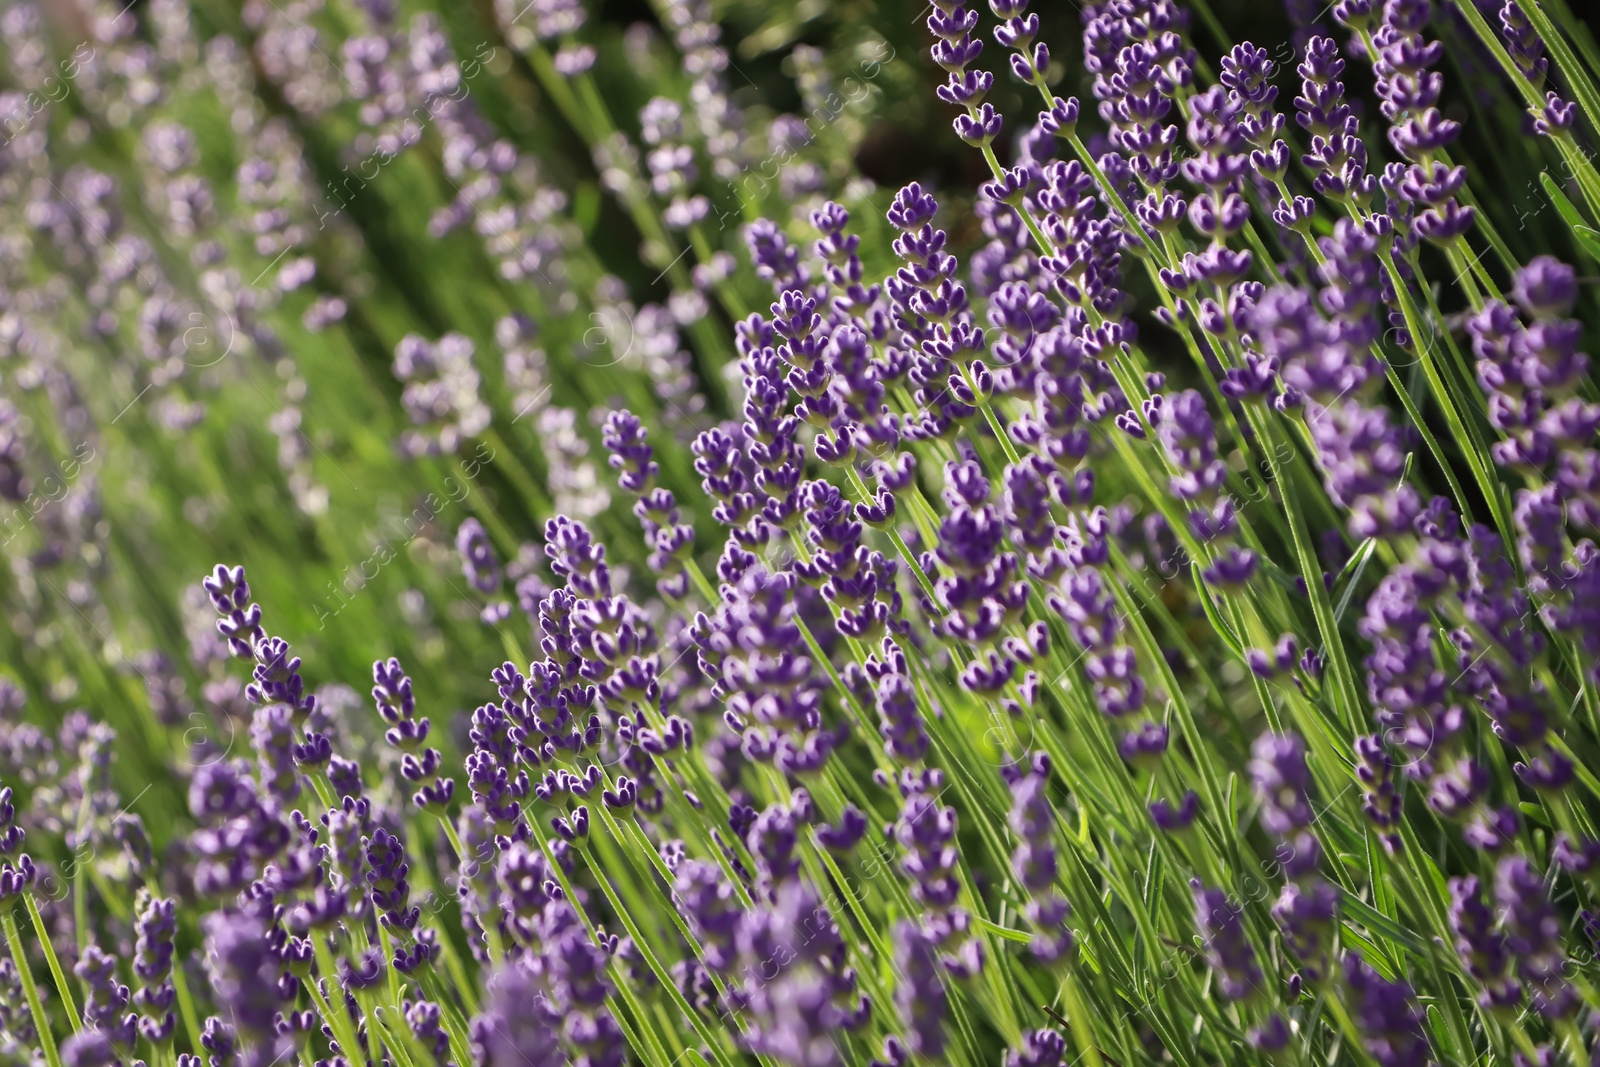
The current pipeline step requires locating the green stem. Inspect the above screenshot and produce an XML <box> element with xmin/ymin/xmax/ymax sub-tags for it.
<box><xmin>3</xmin><ymin>908</ymin><xmax>61</xmax><ymax>1067</ymax></box>
<box><xmin>1060</xmin><ymin>967</ymin><xmax>1107</xmax><ymax>1067</ymax></box>
<box><xmin>1242</xmin><ymin>408</ymin><xmax>1364</xmax><ymax>736</ymax></box>
<box><xmin>420</xmin><ymin>970</ymin><xmax>476</xmax><ymax>1067</ymax></box>
<box><xmin>173</xmin><ymin>962</ymin><xmax>204</xmax><ymax>1057</ymax></box>
<box><xmin>24</xmin><ymin>894</ymin><xmax>80</xmax><ymax>1033</ymax></box>
<box><xmin>310</xmin><ymin>935</ymin><xmax>366</xmax><ymax>1065</ymax></box>
<box><xmin>1377</xmin><ymin>249</ymin><xmax>1514</xmax><ymax>549</ymax></box>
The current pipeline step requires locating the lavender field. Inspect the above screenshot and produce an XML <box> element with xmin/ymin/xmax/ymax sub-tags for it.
<box><xmin>2</xmin><ymin>0</ymin><xmax>1600</xmax><ymax>1063</ymax></box>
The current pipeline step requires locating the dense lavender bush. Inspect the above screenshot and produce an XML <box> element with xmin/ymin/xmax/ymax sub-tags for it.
<box><xmin>5</xmin><ymin>0</ymin><xmax>1600</xmax><ymax>1064</ymax></box>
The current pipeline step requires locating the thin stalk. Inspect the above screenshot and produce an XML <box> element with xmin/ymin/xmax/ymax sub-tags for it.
<box><xmin>24</xmin><ymin>894</ymin><xmax>80</xmax><ymax>1033</ymax></box>
<box><xmin>172</xmin><ymin>959</ymin><xmax>204</xmax><ymax>1056</ymax></box>
<box><xmin>310</xmin><ymin>934</ymin><xmax>366</xmax><ymax>1065</ymax></box>
<box><xmin>1240</xmin><ymin>407</ymin><xmax>1364</xmax><ymax>735</ymax></box>
<box><xmin>3</xmin><ymin>908</ymin><xmax>61</xmax><ymax>1067</ymax></box>
<box><xmin>1377</xmin><ymin>248</ymin><xmax>1515</xmax><ymax>548</ymax></box>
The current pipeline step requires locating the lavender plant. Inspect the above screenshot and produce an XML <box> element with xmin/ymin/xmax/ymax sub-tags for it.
<box><xmin>5</xmin><ymin>0</ymin><xmax>1600</xmax><ymax>1064</ymax></box>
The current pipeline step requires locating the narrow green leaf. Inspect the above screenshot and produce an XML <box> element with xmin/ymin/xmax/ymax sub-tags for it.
<box><xmin>1542</xmin><ymin>170</ymin><xmax>1591</xmax><ymax>231</ymax></box>
<box><xmin>1332</xmin><ymin>537</ymin><xmax>1377</xmax><ymax>624</ymax></box>
<box><xmin>1141</xmin><ymin>839</ymin><xmax>1163</xmax><ymax>920</ymax></box>
<box><xmin>1338</xmin><ymin>927</ymin><xmax>1391</xmax><ymax>974</ymax></box>
<box><xmin>1573</xmin><ymin>224</ymin><xmax>1600</xmax><ymax>262</ymax></box>
<box><xmin>1339</xmin><ymin>890</ymin><xmax>1427</xmax><ymax>956</ymax></box>
<box><xmin>1541</xmin><ymin>172</ymin><xmax>1600</xmax><ymax>263</ymax></box>
<box><xmin>1425</xmin><ymin>1005</ymin><xmax>1460</xmax><ymax>1063</ymax></box>
<box><xmin>1192</xmin><ymin>564</ymin><xmax>1245</xmax><ymax>657</ymax></box>
<box><xmin>1518</xmin><ymin>801</ymin><xmax>1553</xmax><ymax>829</ymax></box>
<box><xmin>973</xmin><ymin>916</ymin><xmax>1035</xmax><ymax>943</ymax></box>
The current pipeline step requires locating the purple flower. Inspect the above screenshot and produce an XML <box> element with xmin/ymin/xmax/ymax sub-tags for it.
<box><xmin>366</xmin><ymin>825</ymin><xmax>420</xmax><ymax>937</ymax></box>
<box><xmin>1249</xmin><ymin>731</ymin><xmax>1325</xmax><ymax>883</ymax></box>
<box><xmin>456</xmin><ymin>517</ymin><xmax>502</xmax><ymax>596</ymax></box>
<box><xmin>203</xmin><ymin>910</ymin><xmax>290</xmax><ymax>1067</ymax></box>
<box><xmin>203</xmin><ymin>564</ymin><xmax>263</xmax><ymax>659</ymax></box>
<box><xmin>1371</xmin><ymin>0</ymin><xmax>1460</xmax><ymax>162</ymax></box>
<box><xmin>1495</xmin><ymin>855</ymin><xmax>1574</xmax><ymax>1017</ymax></box>
<box><xmin>1182</xmin><ymin>84</ymin><xmax>1252</xmax><ymax>239</ymax></box>
<box><xmin>1498</xmin><ymin>0</ymin><xmax>1548</xmax><ymax>86</ymax></box>
<box><xmin>812</xmin><ymin>201</ymin><xmax>883</xmax><ymax>324</ymax></box>
<box><xmin>737</xmin><ymin>880</ymin><xmax>870</xmax><ymax>1064</ymax></box>
<box><xmin>1191</xmin><ymin>879</ymin><xmax>1262</xmax><ymax>1000</ymax></box>
<box><xmin>703</xmin><ymin>565</ymin><xmax>836</xmax><ymax>776</ymax></box>
<box><xmin>693</xmin><ymin>423</ymin><xmax>766</xmax><ymax>546</ymax></box>
<box><xmin>1553</xmin><ymin>832</ymin><xmax>1600</xmax><ymax>874</ymax></box>
<box><xmin>1008</xmin><ymin>767</ymin><xmax>1072</xmax><ymax>964</ymax></box>
<box><xmin>933</xmin><ymin>460</ymin><xmax>1029</xmax><ymax>658</ymax></box>
<box><xmin>1353</xmin><ymin>735</ymin><xmax>1403</xmax><ymax>852</ymax></box>
<box><xmin>1004</xmin><ymin>1028</ymin><xmax>1067</xmax><ymax>1067</ymax></box>
<box><xmin>672</xmin><ymin>860</ymin><xmax>741</xmax><ymax>973</ymax></box>
<box><xmin>62</xmin><ymin>1032</ymin><xmax>117</xmax><ymax>1067</ymax></box>
<box><xmin>817</xmin><ymin>805</ymin><xmax>867</xmax><ymax>853</ymax></box>
<box><xmin>1273</xmin><ymin>880</ymin><xmax>1338</xmax><ymax>982</ymax></box>
<box><xmin>1087</xmin><ymin>3</ymin><xmax>1189</xmax><ymax>191</ymax></box>
<box><xmin>495</xmin><ymin>840</ymin><xmax>555</xmax><ymax>948</ymax></box>
<box><xmin>76</xmin><ymin>944</ymin><xmax>137</xmax><ymax>1051</ymax></box>
<box><xmin>542</xmin><ymin>903</ymin><xmax>626</xmax><ymax>1066</ymax></box>
<box><xmin>1318</xmin><ymin>218</ymin><xmax>1388</xmax><ymax>350</ymax></box>
<box><xmin>186</xmin><ymin>759</ymin><xmax>288</xmax><ymax>897</ymax></box>
<box><xmin>1250</xmin><ymin>733</ymin><xmax>1314</xmax><ymax>836</ymax></box>
<box><xmin>747</xmin><ymin>799</ymin><xmax>805</xmax><ymax>892</ymax></box>
<box><xmin>245</xmin><ymin>636</ymin><xmax>317</xmax><ymax>725</ymax></box>
<box><xmin>886</xmin><ymin>183</ymin><xmax>977</xmax><ymax>441</ymax></box>
<box><xmin>1362</xmin><ymin>528</ymin><xmax>1473</xmax><ymax>792</ymax></box>
<box><xmin>745</xmin><ymin>219</ymin><xmax>808</xmax><ymax>295</ymax></box>
<box><xmin>1342</xmin><ymin>953</ymin><xmax>1433</xmax><ymax>1066</ymax></box>
<box><xmin>0</xmin><ymin>787</ymin><xmax>25</xmax><ymax>859</ymax></box>
<box><xmin>737</xmin><ymin>333</ymin><xmax>806</xmax><ymax>530</ymax></box>
<box><xmin>133</xmin><ymin>891</ymin><xmax>177</xmax><ymax>1040</ymax></box>
<box><xmin>405</xmin><ymin>999</ymin><xmax>450</xmax><ymax>1067</ymax></box>
<box><xmin>471</xmin><ymin>962</ymin><xmax>564</xmax><ymax>1067</ymax></box>
<box><xmin>391</xmin><ymin>332</ymin><xmax>490</xmax><ymax>457</ymax></box>
<box><xmin>196</xmin><ymin>1016</ymin><xmax>237</xmax><ymax>1067</ymax></box>
<box><xmin>892</xmin><ymin>921</ymin><xmax>946</xmax><ymax>1059</ymax></box>
<box><xmin>1049</xmin><ymin>554</ymin><xmax>1149</xmax><ymax>727</ymax></box>
<box><xmin>796</xmin><ymin>479</ymin><xmax>900</xmax><ymax>641</ymax></box>
<box><xmin>1448</xmin><ymin>875</ymin><xmax>1519</xmax><ymax>1009</ymax></box>
<box><xmin>603</xmin><ymin>411</ymin><xmax>697</xmax><ymax>600</ymax></box>
<box><xmin>600</xmin><ymin>409</ymin><xmax>658</xmax><ymax>494</ymax></box>
<box><xmin>249</xmin><ymin>703</ymin><xmax>299</xmax><ymax>804</ymax></box>
<box><xmin>1531</xmin><ymin>92</ymin><xmax>1576</xmax><ymax>135</ymax></box>
<box><xmin>373</xmin><ymin>657</ymin><xmax>453</xmax><ymax>811</ymax></box>
<box><xmin>322</xmin><ymin>803</ymin><xmax>370</xmax><ymax>915</ymax></box>
<box><xmin>1002</xmin><ymin>456</ymin><xmax>1071</xmax><ymax>581</ymax></box>
<box><xmin>1295</xmin><ymin>36</ymin><xmax>1375</xmax><ymax>204</ymax></box>
<box><xmin>1035</xmin><ymin>166</ymin><xmax>1125</xmax><ymax>313</ymax></box>
<box><xmin>892</xmin><ymin>769</ymin><xmax>980</xmax><ymax>973</ymax></box>
<box><xmin>1149</xmin><ymin>790</ymin><xmax>1200</xmax><ymax>831</ymax></box>
<box><xmin>1157</xmin><ymin>390</ymin><xmax>1258</xmax><ymax>588</ymax></box>
<box><xmin>874</xmin><ymin>658</ymin><xmax>930</xmax><ymax>765</ymax></box>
